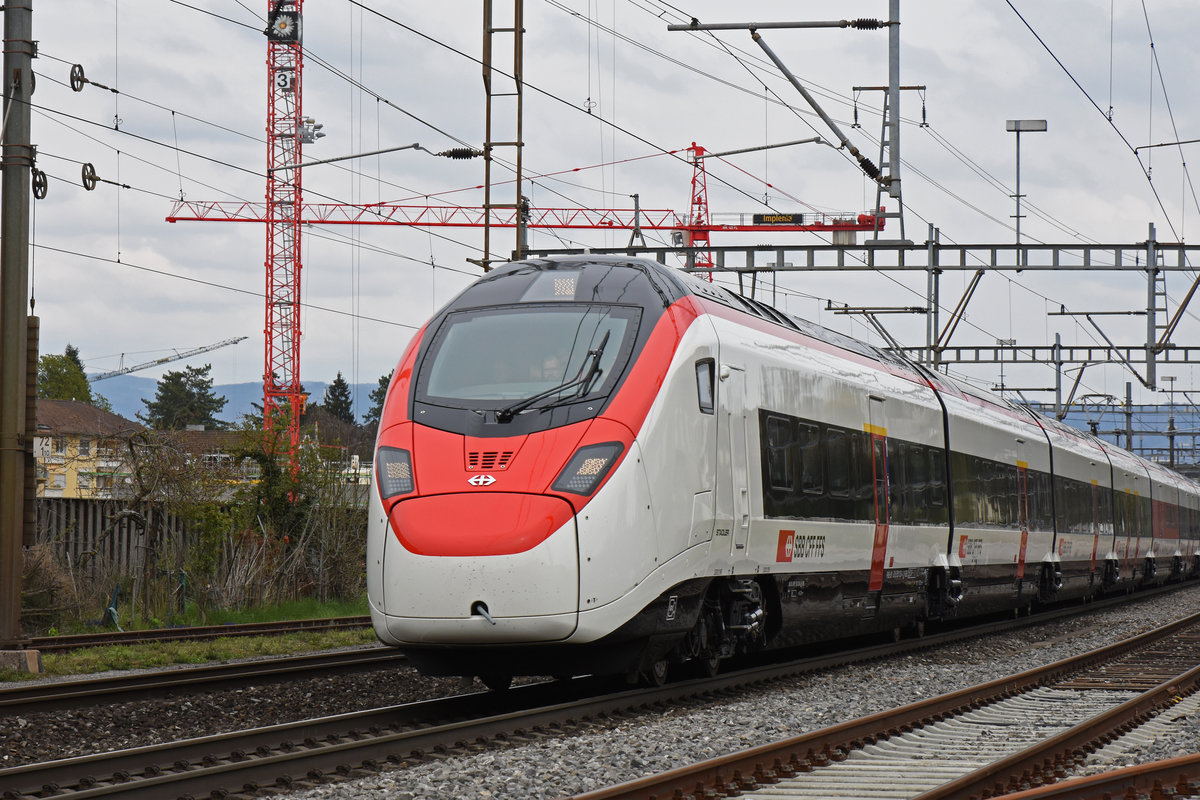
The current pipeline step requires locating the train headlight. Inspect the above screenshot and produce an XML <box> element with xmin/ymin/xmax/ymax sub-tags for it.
<box><xmin>552</xmin><ymin>442</ymin><xmax>624</xmax><ymax>495</ymax></box>
<box><xmin>376</xmin><ymin>447</ymin><xmax>415</xmax><ymax>499</ymax></box>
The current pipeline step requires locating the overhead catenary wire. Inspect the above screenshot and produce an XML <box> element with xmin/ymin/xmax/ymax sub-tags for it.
<box><xmin>1004</xmin><ymin>0</ymin><xmax>1192</xmax><ymax>251</ymax></box>
<box><xmin>646</xmin><ymin>13</ymin><xmax>1133</xmax><ymax>389</ymax></box>
<box><xmin>37</xmin><ymin>4</ymin><xmax>1190</xmax><ymax>407</ymax></box>
<box><xmin>36</xmin><ymin>242</ymin><xmax>422</xmax><ymax>331</ymax></box>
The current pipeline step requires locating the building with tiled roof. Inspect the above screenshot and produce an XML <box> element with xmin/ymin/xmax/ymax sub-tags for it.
<box><xmin>34</xmin><ymin>400</ymin><xmax>142</xmax><ymax>499</ymax></box>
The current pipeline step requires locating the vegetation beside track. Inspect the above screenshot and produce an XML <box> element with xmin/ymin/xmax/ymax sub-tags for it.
<box><xmin>147</xmin><ymin>597</ymin><xmax>368</xmax><ymax>630</ymax></box>
<box><xmin>42</xmin><ymin>597</ymin><xmax>368</xmax><ymax>636</ymax></box>
<box><xmin>0</xmin><ymin>627</ymin><xmax>378</xmax><ymax>682</ymax></box>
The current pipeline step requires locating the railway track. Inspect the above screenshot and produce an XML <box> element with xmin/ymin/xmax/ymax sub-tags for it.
<box><xmin>990</xmin><ymin>755</ymin><xmax>1200</xmax><ymax>799</ymax></box>
<box><xmin>27</xmin><ymin>616</ymin><xmax>372</xmax><ymax>653</ymax></box>
<box><xmin>0</xmin><ymin>647</ymin><xmax>406</xmax><ymax>716</ymax></box>
<box><xmin>2</xmin><ymin>588</ymin><xmax>1191</xmax><ymax>800</ymax></box>
<box><xmin>571</xmin><ymin>612</ymin><xmax>1200</xmax><ymax>800</ymax></box>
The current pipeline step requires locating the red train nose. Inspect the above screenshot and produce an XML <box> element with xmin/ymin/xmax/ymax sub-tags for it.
<box><xmin>390</xmin><ymin>492</ymin><xmax>575</xmax><ymax>556</ymax></box>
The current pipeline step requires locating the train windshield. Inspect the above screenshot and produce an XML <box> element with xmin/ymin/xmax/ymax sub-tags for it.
<box><xmin>419</xmin><ymin>303</ymin><xmax>641</xmax><ymax>409</ymax></box>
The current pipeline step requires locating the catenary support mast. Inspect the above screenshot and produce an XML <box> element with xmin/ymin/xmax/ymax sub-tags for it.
<box><xmin>0</xmin><ymin>0</ymin><xmax>35</xmax><ymax>652</ymax></box>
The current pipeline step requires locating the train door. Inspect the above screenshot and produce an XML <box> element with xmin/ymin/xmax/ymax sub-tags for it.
<box><xmin>717</xmin><ymin>363</ymin><xmax>750</xmax><ymax>558</ymax></box>
<box><xmin>867</xmin><ymin>398</ymin><xmax>890</xmax><ymax>593</ymax></box>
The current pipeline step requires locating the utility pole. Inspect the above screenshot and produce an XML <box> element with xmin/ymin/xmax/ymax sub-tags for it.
<box><xmin>0</xmin><ymin>0</ymin><xmax>40</xmax><ymax>671</ymax></box>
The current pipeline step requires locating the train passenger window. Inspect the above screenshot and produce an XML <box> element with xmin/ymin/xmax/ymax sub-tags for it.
<box><xmin>826</xmin><ymin>430</ymin><xmax>851</xmax><ymax>497</ymax></box>
<box><xmin>764</xmin><ymin>415</ymin><xmax>793</xmax><ymax>491</ymax></box>
<box><xmin>929</xmin><ymin>450</ymin><xmax>946</xmax><ymax>507</ymax></box>
<box><xmin>798</xmin><ymin>424</ymin><xmax>822</xmax><ymax>495</ymax></box>
<box><xmin>695</xmin><ymin>359</ymin><xmax>715</xmax><ymax>414</ymax></box>
<box><xmin>886</xmin><ymin>440</ymin><xmax>907</xmax><ymax>522</ymax></box>
<box><xmin>1004</xmin><ymin>466</ymin><xmax>1020</xmax><ymax>528</ymax></box>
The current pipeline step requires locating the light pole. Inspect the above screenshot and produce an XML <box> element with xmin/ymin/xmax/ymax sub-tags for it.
<box><xmin>1006</xmin><ymin>119</ymin><xmax>1047</xmax><ymax>246</ymax></box>
<box><xmin>1163</xmin><ymin>375</ymin><xmax>1177</xmax><ymax>468</ymax></box>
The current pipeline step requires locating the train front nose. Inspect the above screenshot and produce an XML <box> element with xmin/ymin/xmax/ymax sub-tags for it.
<box><xmin>375</xmin><ymin>492</ymin><xmax>579</xmax><ymax>644</ymax></box>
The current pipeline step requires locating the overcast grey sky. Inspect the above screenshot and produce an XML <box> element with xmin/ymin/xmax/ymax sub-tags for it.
<box><xmin>26</xmin><ymin>1</ymin><xmax>1200</xmax><ymax>415</ymax></box>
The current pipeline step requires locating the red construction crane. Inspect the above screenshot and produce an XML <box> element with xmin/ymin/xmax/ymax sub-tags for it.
<box><xmin>263</xmin><ymin>0</ymin><xmax>306</xmax><ymax>463</ymax></box>
<box><xmin>164</xmin><ymin>4</ymin><xmax>884</xmax><ymax>481</ymax></box>
<box><xmin>168</xmin><ymin>198</ymin><xmax>883</xmax><ymax>234</ymax></box>
<box><xmin>685</xmin><ymin>142</ymin><xmax>714</xmax><ymax>271</ymax></box>
<box><xmin>171</xmin><ymin>12</ymin><xmax>880</xmax><ymax>472</ymax></box>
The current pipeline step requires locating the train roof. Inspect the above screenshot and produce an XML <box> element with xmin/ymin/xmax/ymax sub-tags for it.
<box><xmin>512</xmin><ymin>257</ymin><xmax>1198</xmax><ymax>487</ymax></box>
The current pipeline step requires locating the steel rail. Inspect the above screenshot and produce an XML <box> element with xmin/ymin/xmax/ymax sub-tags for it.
<box><xmin>997</xmin><ymin>754</ymin><xmax>1200</xmax><ymax>799</ymax></box>
<box><xmin>27</xmin><ymin>615</ymin><xmax>372</xmax><ymax>652</ymax></box>
<box><xmin>0</xmin><ymin>677</ymin><xmax>614</xmax><ymax>800</ymax></box>
<box><xmin>5</xmin><ymin>585</ymin><xmax>1195</xmax><ymax>800</ymax></box>
<box><xmin>0</xmin><ymin>613</ymin><xmax>1072</xmax><ymax>798</ymax></box>
<box><xmin>914</xmin><ymin>650</ymin><xmax>1200</xmax><ymax>799</ymax></box>
<box><xmin>568</xmin><ymin>611</ymin><xmax>1200</xmax><ymax>800</ymax></box>
<box><xmin>0</xmin><ymin>647</ymin><xmax>405</xmax><ymax>716</ymax></box>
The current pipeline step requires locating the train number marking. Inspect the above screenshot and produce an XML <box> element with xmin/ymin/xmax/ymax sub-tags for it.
<box><xmin>665</xmin><ymin>595</ymin><xmax>678</xmax><ymax>621</ymax></box>
<box><xmin>776</xmin><ymin>530</ymin><xmax>825</xmax><ymax>562</ymax></box>
<box><xmin>958</xmin><ymin>535</ymin><xmax>983</xmax><ymax>560</ymax></box>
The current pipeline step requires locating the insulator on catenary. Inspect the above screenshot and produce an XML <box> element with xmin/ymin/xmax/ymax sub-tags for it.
<box><xmin>852</xmin><ymin>18</ymin><xmax>883</xmax><ymax>29</ymax></box>
<box><xmin>438</xmin><ymin>148</ymin><xmax>480</xmax><ymax>160</ymax></box>
<box><xmin>858</xmin><ymin>157</ymin><xmax>881</xmax><ymax>180</ymax></box>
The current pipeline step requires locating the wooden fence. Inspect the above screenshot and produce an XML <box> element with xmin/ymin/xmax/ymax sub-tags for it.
<box><xmin>35</xmin><ymin>498</ymin><xmax>192</xmax><ymax>576</ymax></box>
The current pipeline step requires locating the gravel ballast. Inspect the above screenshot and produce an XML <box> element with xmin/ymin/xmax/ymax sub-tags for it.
<box><xmin>6</xmin><ymin>587</ymin><xmax>1200</xmax><ymax>798</ymax></box>
<box><xmin>282</xmin><ymin>586</ymin><xmax>1200</xmax><ymax>800</ymax></box>
<box><xmin>0</xmin><ymin>648</ymin><xmax>474</xmax><ymax>767</ymax></box>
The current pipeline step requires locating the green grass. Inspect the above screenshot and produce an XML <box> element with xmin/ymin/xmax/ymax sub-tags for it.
<box><xmin>47</xmin><ymin>596</ymin><xmax>370</xmax><ymax>636</ymax></box>
<box><xmin>0</xmin><ymin>627</ymin><xmax>379</xmax><ymax>683</ymax></box>
<box><xmin>173</xmin><ymin>597</ymin><xmax>370</xmax><ymax>627</ymax></box>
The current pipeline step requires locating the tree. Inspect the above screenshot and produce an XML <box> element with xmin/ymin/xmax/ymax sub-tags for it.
<box><xmin>64</xmin><ymin>344</ymin><xmax>86</xmax><ymax>374</ymax></box>
<box><xmin>38</xmin><ymin>343</ymin><xmax>112</xmax><ymax>409</ymax></box>
<box><xmin>138</xmin><ymin>364</ymin><xmax>227</xmax><ymax>430</ymax></box>
<box><xmin>322</xmin><ymin>371</ymin><xmax>355</xmax><ymax>425</ymax></box>
<box><xmin>363</xmin><ymin>370</ymin><xmax>393</xmax><ymax>428</ymax></box>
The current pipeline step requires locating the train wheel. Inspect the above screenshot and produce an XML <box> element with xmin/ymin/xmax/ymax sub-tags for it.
<box><xmin>480</xmin><ymin>674</ymin><xmax>513</xmax><ymax>692</ymax></box>
<box><xmin>699</xmin><ymin>650</ymin><xmax>721</xmax><ymax>678</ymax></box>
<box><xmin>648</xmin><ymin>658</ymin><xmax>669</xmax><ymax>686</ymax></box>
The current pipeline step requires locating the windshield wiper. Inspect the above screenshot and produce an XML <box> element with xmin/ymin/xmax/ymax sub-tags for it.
<box><xmin>496</xmin><ymin>331</ymin><xmax>610</xmax><ymax>422</ymax></box>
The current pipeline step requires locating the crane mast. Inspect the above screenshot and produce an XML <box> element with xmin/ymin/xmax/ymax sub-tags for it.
<box><xmin>265</xmin><ymin>1</ymin><xmax>305</xmax><ymax>464</ymax></box>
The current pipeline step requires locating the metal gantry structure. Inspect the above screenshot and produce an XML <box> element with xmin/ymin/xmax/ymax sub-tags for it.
<box><xmin>525</xmin><ymin>228</ymin><xmax>1200</xmax><ymax>419</ymax></box>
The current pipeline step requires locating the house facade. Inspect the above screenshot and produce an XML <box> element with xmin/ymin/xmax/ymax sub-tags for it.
<box><xmin>35</xmin><ymin>399</ymin><xmax>142</xmax><ymax>499</ymax></box>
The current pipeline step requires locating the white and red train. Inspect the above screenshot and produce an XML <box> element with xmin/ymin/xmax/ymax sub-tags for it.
<box><xmin>367</xmin><ymin>255</ymin><xmax>1200</xmax><ymax>686</ymax></box>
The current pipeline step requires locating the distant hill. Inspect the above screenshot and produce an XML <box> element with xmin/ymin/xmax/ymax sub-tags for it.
<box><xmin>92</xmin><ymin>375</ymin><xmax>380</xmax><ymax>425</ymax></box>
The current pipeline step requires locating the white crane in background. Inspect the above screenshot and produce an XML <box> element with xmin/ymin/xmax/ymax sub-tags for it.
<box><xmin>87</xmin><ymin>337</ymin><xmax>248</xmax><ymax>382</ymax></box>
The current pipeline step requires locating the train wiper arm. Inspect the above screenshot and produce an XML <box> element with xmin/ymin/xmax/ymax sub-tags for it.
<box><xmin>496</xmin><ymin>331</ymin><xmax>610</xmax><ymax>422</ymax></box>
